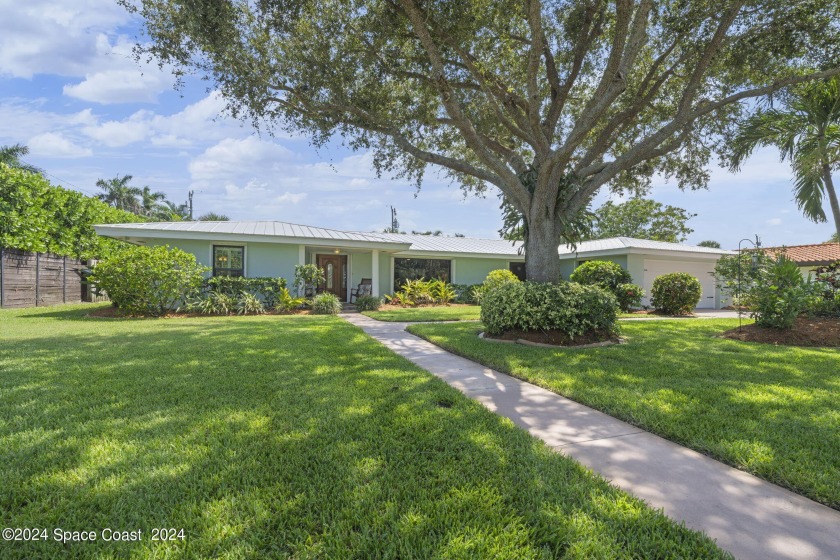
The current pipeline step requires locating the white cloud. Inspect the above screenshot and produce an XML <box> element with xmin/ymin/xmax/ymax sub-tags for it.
<box><xmin>28</xmin><ymin>132</ymin><xmax>92</xmax><ymax>158</ymax></box>
<box><xmin>189</xmin><ymin>137</ymin><xmax>293</xmax><ymax>181</ymax></box>
<box><xmin>766</xmin><ymin>218</ymin><xmax>783</xmax><ymax>226</ymax></box>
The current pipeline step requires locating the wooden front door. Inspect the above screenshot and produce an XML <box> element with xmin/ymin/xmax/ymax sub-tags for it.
<box><xmin>316</xmin><ymin>254</ymin><xmax>347</xmax><ymax>301</ymax></box>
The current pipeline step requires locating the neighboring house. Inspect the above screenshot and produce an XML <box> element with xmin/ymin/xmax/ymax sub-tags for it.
<box><xmin>761</xmin><ymin>242</ymin><xmax>840</xmax><ymax>277</ymax></box>
<box><xmin>93</xmin><ymin>221</ymin><xmax>733</xmax><ymax>308</ymax></box>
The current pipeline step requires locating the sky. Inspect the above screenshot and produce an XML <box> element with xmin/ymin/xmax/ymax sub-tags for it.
<box><xmin>0</xmin><ymin>0</ymin><xmax>836</xmax><ymax>250</ymax></box>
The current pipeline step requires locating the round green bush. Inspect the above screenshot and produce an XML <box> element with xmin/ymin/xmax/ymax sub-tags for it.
<box><xmin>355</xmin><ymin>295</ymin><xmax>382</xmax><ymax>312</ymax></box>
<box><xmin>480</xmin><ymin>281</ymin><xmax>618</xmax><ymax>337</ymax></box>
<box><xmin>312</xmin><ymin>292</ymin><xmax>342</xmax><ymax>315</ymax></box>
<box><xmin>615</xmin><ymin>283</ymin><xmax>645</xmax><ymax>312</ymax></box>
<box><xmin>483</xmin><ymin>269</ymin><xmax>521</xmax><ymax>292</ymax></box>
<box><xmin>90</xmin><ymin>245</ymin><xmax>209</xmax><ymax>316</ymax></box>
<box><xmin>650</xmin><ymin>273</ymin><xmax>702</xmax><ymax>315</ymax></box>
<box><xmin>569</xmin><ymin>261</ymin><xmax>632</xmax><ymax>291</ymax></box>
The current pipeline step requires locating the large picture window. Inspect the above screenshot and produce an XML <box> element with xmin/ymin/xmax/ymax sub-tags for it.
<box><xmin>213</xmin><ymin>245</ymin><xmax>245</xmax><ymax>277</ymax></box>
<box><xmin>393</xmin><ymin>258</ymin><xmax>451</xmax><ymax>291</ymax></box>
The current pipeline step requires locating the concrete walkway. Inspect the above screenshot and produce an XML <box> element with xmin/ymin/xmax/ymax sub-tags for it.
<box><xmin>341</xmin><ymin>313</ymin><xmax>840</xmax><ymax>560</ymax></box>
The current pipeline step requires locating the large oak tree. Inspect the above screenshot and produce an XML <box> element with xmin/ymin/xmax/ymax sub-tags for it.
<box><xmin>126</xmin><ymin>0</ymin><xmax>840</xmax><ymax>280</ymax></box>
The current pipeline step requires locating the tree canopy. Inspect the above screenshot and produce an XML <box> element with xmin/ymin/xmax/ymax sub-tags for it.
<box><xmin>730</xmin><ymin>77</ymin><xmax>840</xmax><ymax>242</ymax></box>
<box><xmin>126</xmin><ymin>0</ymin><xmax>840</xmax><ymax>280</ymax></box>
<box><xmin>0</xmin><ymin>144</ymin><xmax>42</xmax><ymax>175</ymax></box>
<box><xmin>698</xmin><ymin>240</ymin><xmax>722</xmax><ymax>248</ymax></box>
<box><xmin>0</xmin><ymin>164</ymin><xmax>143</xmax><ymax>259</ymax></box>
<box><xmin>589</xmin><ymin>198</ymin><xmax>695</xmax><ymax>243</ymax></box>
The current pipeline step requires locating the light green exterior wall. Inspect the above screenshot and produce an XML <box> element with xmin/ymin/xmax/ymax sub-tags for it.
<box><xmin>379</xmin><ymin>253</ymin><xmax>391</xmax><ymax>295</ymax></box>
<box><xmin>350</xmin><ymin>252</ymin><xmax>372</xmax><ymax>290</ymax></box>
<box><xmin>453</xmin><ymin>257</ymin><xmax>519</xmax><ymax>285</ymax></box>
<box><xmin>144</xmin><ymin>238</ymin><xmax>300</xmax><ymax>284</ymax></box>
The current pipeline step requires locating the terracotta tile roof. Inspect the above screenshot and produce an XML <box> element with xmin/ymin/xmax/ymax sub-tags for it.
<box><xmin>761</xmin><ymin>243</ymin><xmax>840</xmax><ymax>266</ymax></box>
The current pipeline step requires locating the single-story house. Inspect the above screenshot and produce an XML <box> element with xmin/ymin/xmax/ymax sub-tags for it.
<box><xmin>93</xmin><ymin>221</ymin><xmax>733</xmax><ymax>309</ymax></box>
<box><xmin>761</xmin><ymin>242</ymin><xmax>840</xmax><ymax>276</ymax></box>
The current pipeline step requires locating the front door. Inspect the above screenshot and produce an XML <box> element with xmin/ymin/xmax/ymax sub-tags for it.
<box><xmin>316</xmin><ymin>254</ymin><xmax>347</xmax><ymax>301</ymax></box>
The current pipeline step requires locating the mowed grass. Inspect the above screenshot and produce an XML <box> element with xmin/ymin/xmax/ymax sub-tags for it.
<box><xmin>0</xmin><ymin>304</ymin><xmax>729</xmax><ymax>559</ymax></box>
<box><xmin>363</xmin><ymin>305</ymin><xmax>481</xmax><ymax>322</ymax></box>
<box><xmin>408</xmin><ymin>319</ymin><xmax>840</xmax><ymax>509</ymax></box>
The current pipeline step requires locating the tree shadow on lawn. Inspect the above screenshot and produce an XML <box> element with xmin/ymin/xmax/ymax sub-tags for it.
<box><xmin>412</xmin><ymin>320</ymin><xmax>840</xmax><ymax>509</ymax></box>
<box><xmin>0</xmin><ymin>317</ymin><xmax>728</xmax><ymax>559</ymax></box>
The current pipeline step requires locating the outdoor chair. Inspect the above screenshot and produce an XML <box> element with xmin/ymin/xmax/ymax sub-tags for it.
<box><xmin>350</xmin><ymin>278</ymin><xmax>372</xmax><ymax>302</ymax></box>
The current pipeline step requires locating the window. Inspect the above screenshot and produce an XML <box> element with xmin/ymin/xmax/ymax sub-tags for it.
<box><xmin>393</xmin><ymin>258</ymin><xmax>451</xmax><ymax>291</ymax></box>
<box><xmin>213</xmin><ymin>245</ymin><xmax>244</xmax><ymax>277</ymax></box>
<box><xmin>509</xmin><ymin>262</ymin><xmax>526</xmax><ymax>281</ymax></box>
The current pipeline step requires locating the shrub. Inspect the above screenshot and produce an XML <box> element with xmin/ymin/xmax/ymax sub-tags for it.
<box><xmin>204</xmin><ymin>276</ymin><xmax>287</xmax><ymax>307</ymax></box>
<box><xmin>751</xmin><ymin>256</ymin><xmax>812</xmax><ymax>329</ymax></box>
<box><xmin>615</xmin><ymin>283</ymin><xmax>645</xmax><ymax>312</ymax></box>
<box><xmin>312</xmin><ymin>292</ymin><xmax>342</xmax><ymax>315</ymax></box>
<box><xmin>570</xmin><ymin>261</ymin><xmax>632</xmax><ymax>291</ymax></box>
<box><xmin>186</xmin><ymin>291</ymin><xmax>236</xmax><ymax>315</ymax></box>
<box><xmin>387</xmin><ymin>278</ymin><xmax>458</xmax><ymax>306</ymax></box>
<box><xmin>650</xmin><ymin>273</ymin><xmax>702</xmax><ymax>315</ymax></box>
<box><xmin>355</xmin><ymin>295</ymin><xmax>382</xmax><ymax>312</ymax></box>
<box><xmin>811</xmin><ymin>260</ymin><xmax>840</xmax><ymax>317</ymax></box>
<box><xmin>714</xmin><ymin>251</ymin><xmax>775</xmax><ymax>302</ymax></box>
<box><xmin>236</xmin><ymin>292</ymin><xmax>266</xmax><ymax>315</ymax></box>
<box><xmin>483</xmin><ymin>269</ymin><xmax>521</xmax><ymax>292</ymax></box>
<box><xmin>274</xmin><ymin>287</ymin><xmax>306</xmax><ymax>314</ymax></box>
<box><xmin>451</xmin><ymin>283</ymin><xmax>483</xmax><ymax>304</ymax></box>
<box><xmin>480</xmin><ymin>281</ymin><xmax>618</xmax><ymax>337</ymax></box>
<box><xmin>294</xmin><ymin>264</ymin><xmax>325</xmax><ymax>296</ymax></box>
<box><xmin>90</xmin><ymin>245</ymin><xmax>209</xmax><ymax>316</ymax></box>
<box><xmin>429</xmin><ymin>279</ymin><xmax>456</xmax><ymax>304</ymax></box>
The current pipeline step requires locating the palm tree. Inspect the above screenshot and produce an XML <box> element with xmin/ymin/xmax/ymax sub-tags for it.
<box><xmin>830</xmin><ymin>232</ymin><xmax>839</xmax><ymax>243</ymax></box>
<box><xmin>0</xmin><ymin>143</ymin><xmax>42</xmax><ymax>174</ymax></box>
<box><xmin>140</xmin><ymin>186</ymin><xmax>168</xmax><ymax>217</ymax></box>
<box><xmin>159</xmin><ymin>200</ymin><xmax>191</xmax><ymax>221</ymax></box>
<box><xmin>698</xmin><ymin>240</ymin><xmax>721</xmax><ymax>248</ymax></box>
<box><xmin>197</xmin><ymin>212</ymin><xmax>230</xmax><ymax>221</ymax></box>
<box><xmin>95</xmin><ymin>175</ymin><xmax>143</xmax><ymax>213</ymax></box>
<box><xmin>731</xmin><ymin>77</ymin><xmax>840</xmax><ymax>242</ymax></box>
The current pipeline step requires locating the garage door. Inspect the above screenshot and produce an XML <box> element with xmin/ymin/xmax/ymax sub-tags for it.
<box><xmin>642</xmin><ymin>260</ymin><xmax>717</xmax><ymax>309</ymax></box>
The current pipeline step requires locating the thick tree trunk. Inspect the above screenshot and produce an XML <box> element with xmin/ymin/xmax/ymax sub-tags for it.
<box><xmin>524</xmin><ymin>217</ymin><xmax>562</xmax><ymax>282</ymax></box>
<box><xmin>823</xmin><ymin>165</ymin><xmax>840</xmax><ymax>243</ymax></box>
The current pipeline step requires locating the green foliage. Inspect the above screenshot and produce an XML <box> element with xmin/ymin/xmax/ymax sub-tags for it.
<box><xmin>698</xmin><ymin>240</ymin><xmax>722</xmax><ymax>248</ymax></box>
<box><xmin>273</xmin><ymin>287</ymin><xmax>306</xmax><ymax>314</ymax></box>
<box><xmin>312</xmin><ymin>292</ymin><xmax>342</xmax><ymax>315</ymax></box>
<box><xmin>615</xmin><ymin>283</ymin><xmax>646</xmax><ymax>312</ymax></box>
<box><xmin>481</xmin><ymin>281</ymin><xmax>618</xmax><ymax>337</ymax></box>
<box><xmin>236</xmin><ymin>292</ymin><xmax>266</xmax><ymax>315</ymax></box>
<box><xmin>570</xmin><ymin>261</ymin><xmax>633</xmax><ymax>291</ymax></box>
<box><xmin>451</xmin><ymin>283</ymin><xmax>484</xmax><ymax>304</ymax></box>
<box><xmin>386</xmin><ymin>278</ymin><xmax>458</xmax><ymax>307</ymax></box>
<box><xmin>197</xmin><ymin>212</ymin><xmax>230</xmax><ymax>221</ymax></box>
<box><xmin>730</xmin><ymin>77</ymin><xmax>840</xmax><ymax>241</ymax></box>
<box><xmin>355</xmin><ymin>295</ymin><xmax>382</xmax><ymax>312</ymax></box>
<box><xmin>0</xmin><ymin>143</ymin><xmax>42</xmax><ymax>174</ymax></box>
<box><xmin>811</xmin><ymin>260</ymin><xmax>840</xmax><ymax>317</ymax></box>
<box><xmin>364</xmin><ymin>305</ymin><xmax>481</xmax><ymax>322</ymax></box>
<box><xmin>714</xmin><ymin>251</ymin><xmax>775</xmax><ymax>301</ymax></box>
<box><xmin>186</xmin><ymin>291</ymin><xmax>237</xmax><ymax>315</ymax></box>
<box><xmin>203</xmin><ymin>276</ymin><xmax>287</xmax><ymax>307</ymax></box>
<box><xmin>0</xmin><ymin>164</ymin><xmax>143</xmax><ymax>259</ymax></box>
<box><xmin>294</xmin><ymin>264</ymin><xmax>325</xmax><ymax>296</ymax></box>
<box><xmin>751</xmin><ymin>257</ymin><xmax>812</xmax><ymax>329</ymax></box>
<box><xmin>651</xmin><ymin>273</ymin><xmax>703</xmax><ymax>315</ymax></box>
<box><xmin>590</xmin><ymin>199</ymin><xmax>696</xmax><ymax>243</ymax></box>
<box><xmin>90</xmin><ymin>245</ymin><xmax>209</xmax><ymax>316</ymax></box>
<box><xmin>482</xmin><ymin>269</ymin><xmax>521</xmax><ymax>292</ymax></box>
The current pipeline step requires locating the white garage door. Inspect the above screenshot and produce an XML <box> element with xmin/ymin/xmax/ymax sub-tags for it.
<box><xmin>642</xmin><ymin>259</ymin><xmax>717</xmax><ymax>309</ymax></box>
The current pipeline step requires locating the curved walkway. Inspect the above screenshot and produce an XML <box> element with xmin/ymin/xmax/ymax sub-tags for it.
<box><xmin>340</xmin><ymin>313</ymin><xmax>840</xmax><ymax>560</ymax></box>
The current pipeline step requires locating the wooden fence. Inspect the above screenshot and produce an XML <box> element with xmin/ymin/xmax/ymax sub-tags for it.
<box><xmin>0</xmin><ymin>248</ymin><xmax>104</xmax><ymax>308</ymax></box>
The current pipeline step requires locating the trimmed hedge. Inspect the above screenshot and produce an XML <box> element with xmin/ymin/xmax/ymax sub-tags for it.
<box><xmin>650</xmin><ymin>273</ymin><xmax>702</xmax><ymax>315</ymax></box>
<box><xmin>480</xmin><ymin>281</ymin><xmax>618</xmax><ymax>337</ymax></box>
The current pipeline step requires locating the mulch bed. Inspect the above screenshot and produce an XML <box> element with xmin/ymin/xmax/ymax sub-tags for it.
<box><xmin>87</xmin><ymin>307</ymin><xmax>312</xmax><ymax>319</ymax></box>
<box><xmin>484</xmin><ymin>328</ymin><xmax>619</xmax><ymax>347</ymax></box>
<box><xmin>722</xmin><ymin>316</ymin><xmax>840</xmax><ymax>348</ymax></box>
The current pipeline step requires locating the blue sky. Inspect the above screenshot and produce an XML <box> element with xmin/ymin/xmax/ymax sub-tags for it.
<box><xmin>1</xmin><ymin>0</ymin><xmax>836</xmax><ymax>249</ymax></box>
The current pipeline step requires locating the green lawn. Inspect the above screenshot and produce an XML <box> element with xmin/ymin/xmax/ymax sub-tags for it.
<box><xmin>0</xmin><ymin>304</ymin><xmax>728</xmax><ymax>559</ymax></box>
<box><xmin>363</xmin><ymin>304</ymin><xmax>481</xmax><ymax>322</ymax></box>
<box><xmin>408</xmin><ymin>319</ymin><xmax>840</xmax><ymax>509</ymax></box>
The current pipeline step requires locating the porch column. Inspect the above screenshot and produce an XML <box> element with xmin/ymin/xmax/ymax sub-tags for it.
<box><xmin>371</xmin><ymin>250</ymin><xmax>379</xmax><ymax>296</ymax></box>
<box><xmin>298</xmin><ymin>245</ymin><xmax>305</xmax><ymax>266</ymax></box>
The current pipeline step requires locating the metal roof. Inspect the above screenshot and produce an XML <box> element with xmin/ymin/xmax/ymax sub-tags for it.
<box><xmin>97</xmin><ymin>221</ymin><xmax>402</xmax><ymax>244</ymax></box>
<box><xmin>95</xmin><ymin>221</ymin><xmax>731</xmax><ymax>256</ymax></box>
